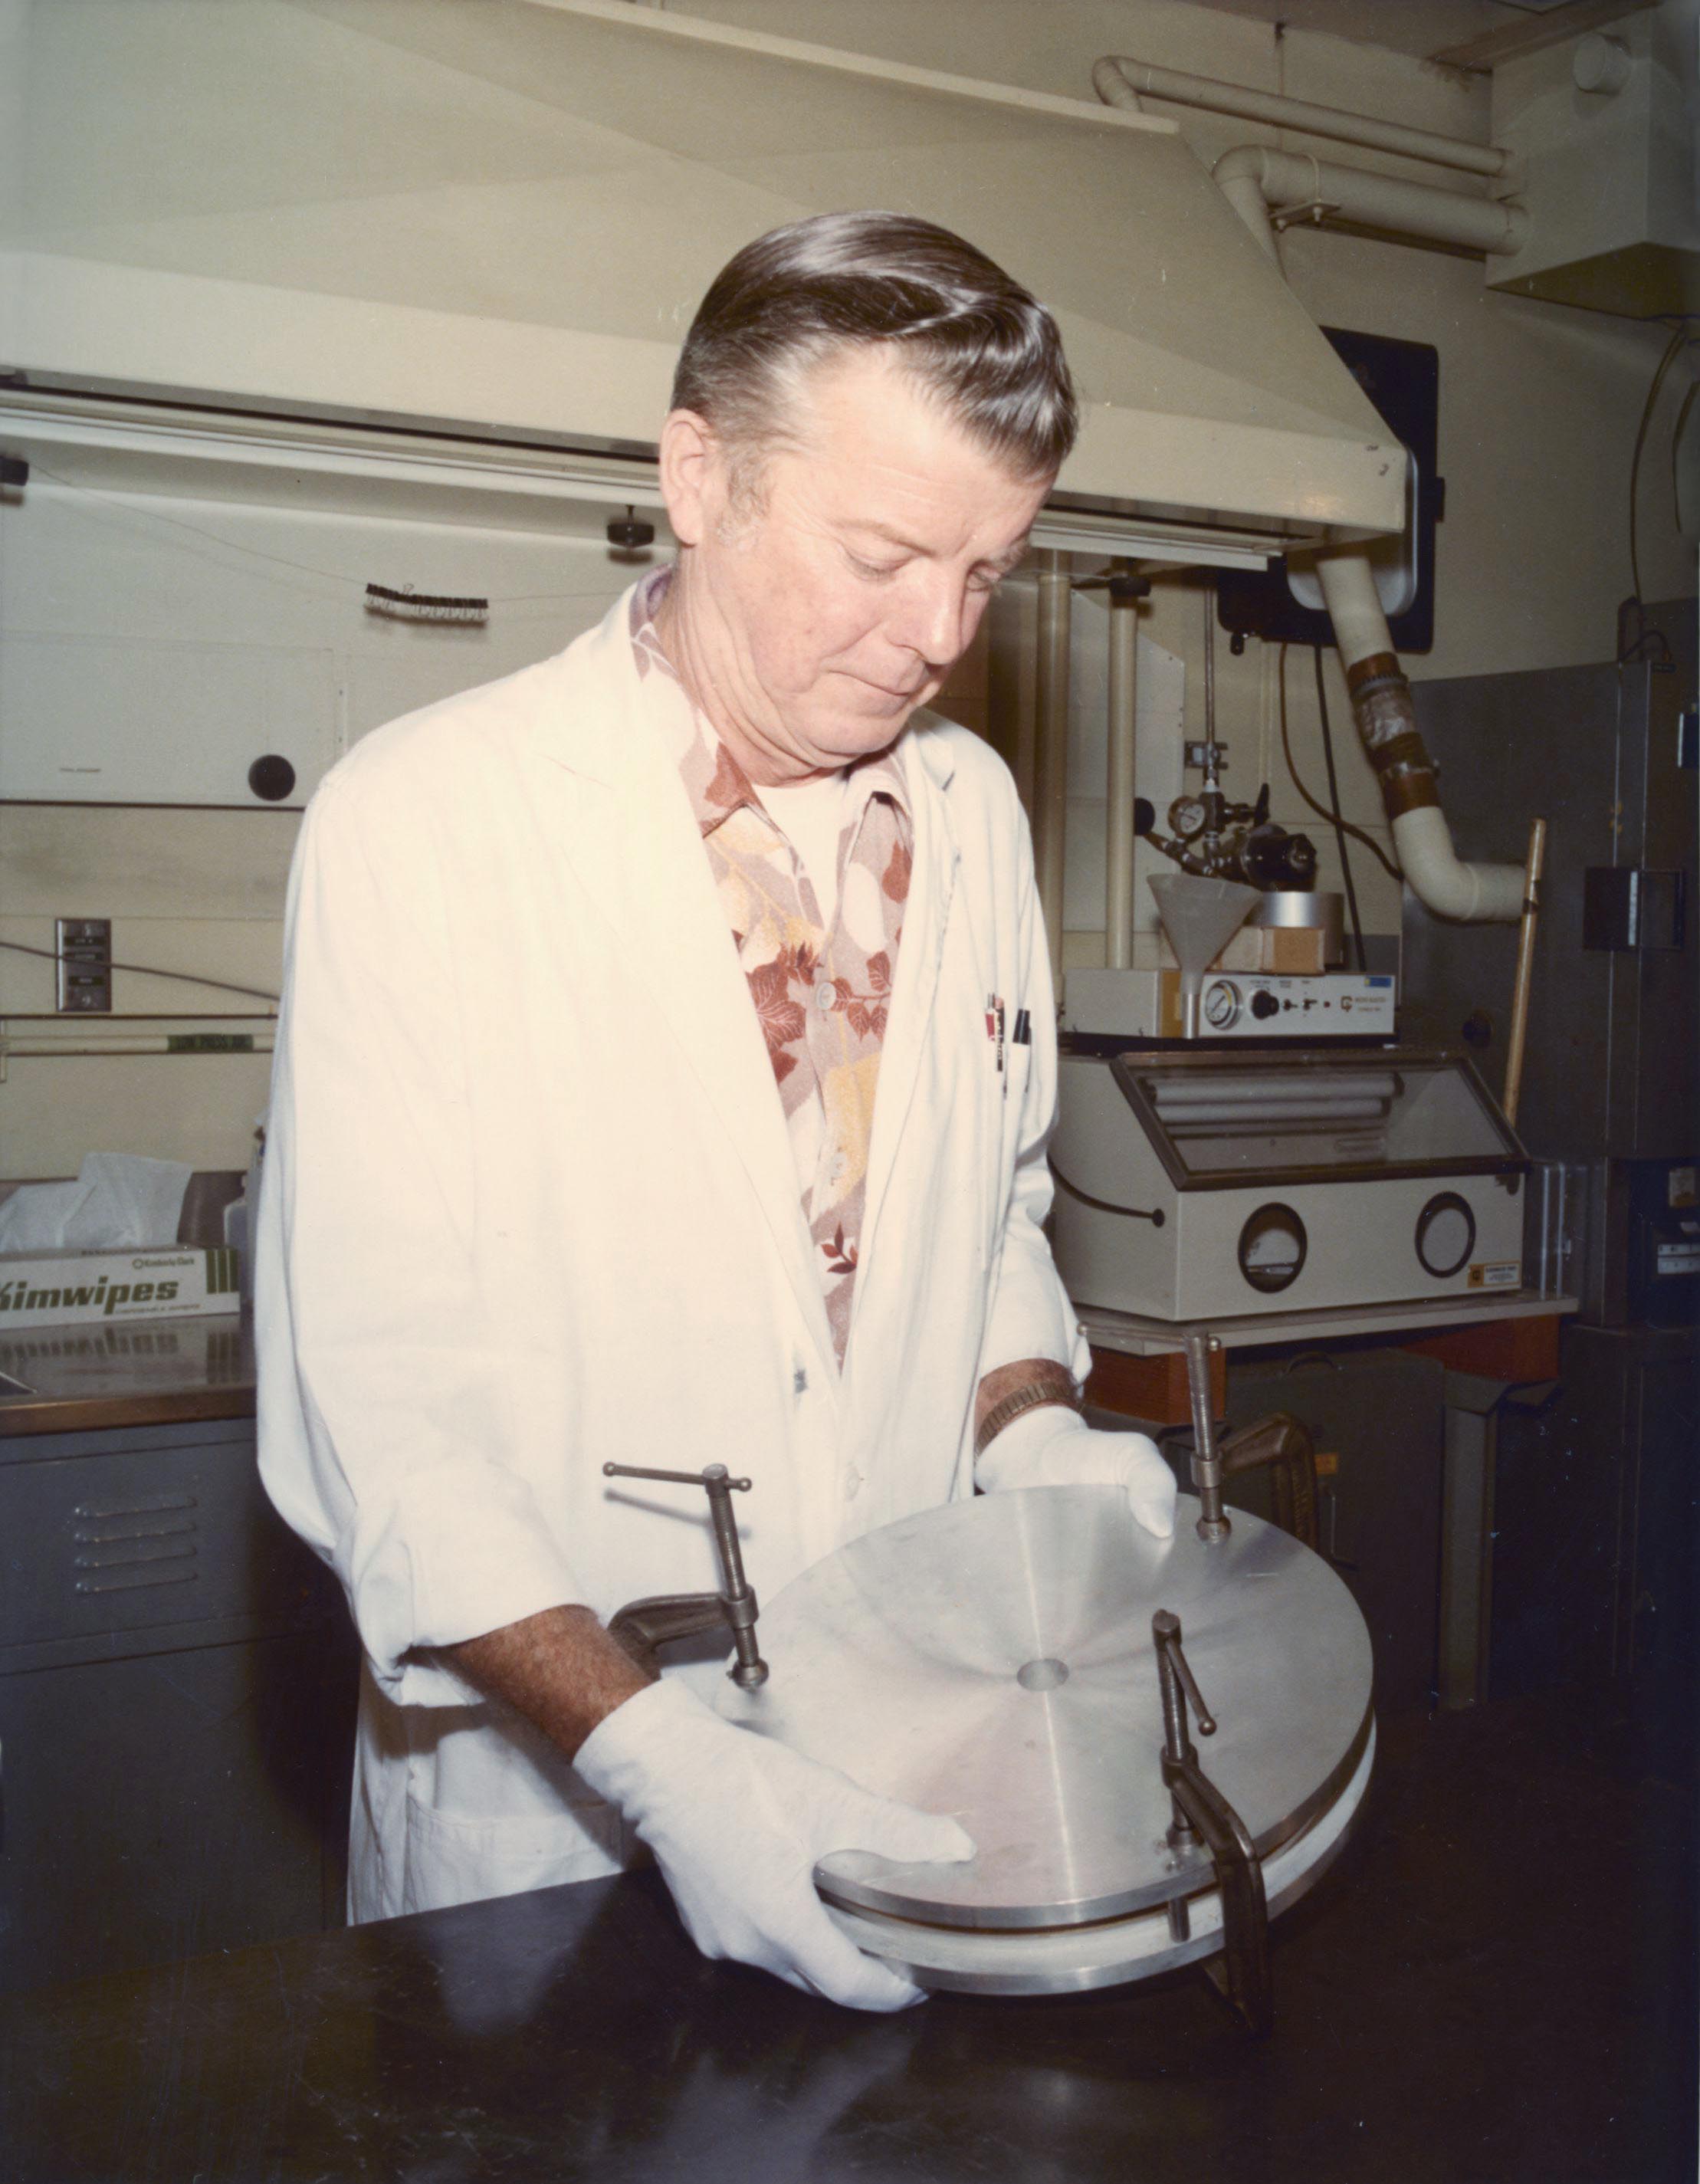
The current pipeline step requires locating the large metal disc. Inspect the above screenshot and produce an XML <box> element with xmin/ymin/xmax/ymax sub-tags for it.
<box><xmin>717</xmin><ymin>1488</ymin><xmax>1373</xmax><ymax>1932</ymax></box>
<box><xmin>825</xmin><ymin>1723</ymin><xmax>1377</xmax><ymax>1996</ymax></box>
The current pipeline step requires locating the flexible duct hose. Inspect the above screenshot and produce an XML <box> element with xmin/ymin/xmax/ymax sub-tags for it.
<box><xmin>1313</xmin><ymin>552</ymin><xmax>1524</xmax><ymax>922</ymax></box>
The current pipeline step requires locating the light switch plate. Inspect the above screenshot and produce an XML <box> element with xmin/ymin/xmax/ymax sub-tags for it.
<box><xmin>55</xmin><ymin>917</ymin><xmax>112</xmax><ymax>1012</ymax></box>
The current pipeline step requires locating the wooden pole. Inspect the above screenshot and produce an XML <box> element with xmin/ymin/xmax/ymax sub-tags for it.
<box><xmin>1501</xmin><ymin>817</ymin><xmax>1547</xmax><ymax>1128</ymax></box>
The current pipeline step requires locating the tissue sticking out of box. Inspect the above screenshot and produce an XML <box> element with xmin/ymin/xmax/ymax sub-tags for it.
<box><xmin>0</xmin><ymin>1154</ymin><xmax>191</xmax><ymax>1256</ymax></box>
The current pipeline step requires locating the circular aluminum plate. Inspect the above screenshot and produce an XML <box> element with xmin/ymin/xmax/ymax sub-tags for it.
<box><xmin>825</xmin><ymin>1719</ymin><xmax>1376</xmax><ymax>1996</ymax></box>
<box><xmin>717</xmin><ymin>1488</ymin><xmax>1373</xmax><ymax>1933</ymax></box>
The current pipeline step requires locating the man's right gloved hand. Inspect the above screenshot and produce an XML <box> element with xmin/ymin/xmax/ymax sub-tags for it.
<box><xmin>574</xmin><ymin>1677</ymin><xmax>973</xmax><ymax>2012</ymax></box>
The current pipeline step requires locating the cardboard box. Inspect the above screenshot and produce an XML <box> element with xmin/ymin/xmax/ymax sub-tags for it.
<box><xmin>0</xmin><ymin>1246</ymin><xmax>241</xmax><ymax>1331</ymax></box>
<box><xmin>1133</xmin><ymin>926</ymin><xmax>1330</xmax><ymax>976</ymax></box>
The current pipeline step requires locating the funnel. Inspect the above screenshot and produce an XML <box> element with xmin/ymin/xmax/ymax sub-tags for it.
<box><xmin>1149</xmin><ymin>874</ymin><xmax>1261</xmax><ymax>1038</ymax></box>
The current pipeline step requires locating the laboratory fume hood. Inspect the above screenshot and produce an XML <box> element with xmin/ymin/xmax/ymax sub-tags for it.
<box><xmin>2</xmin><ymin>0</ymin><xmax>1406</xmax><ymax>563</ymax></box>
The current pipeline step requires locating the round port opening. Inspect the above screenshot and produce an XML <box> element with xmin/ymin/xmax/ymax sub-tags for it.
<box><xmin>1416</xmin><ymin>1192</ymin><xmax>1475</xmax><ymax>1279</ymax></box>
<box><xmin>1237</xmin><ymin>1203</ymin><xmax>1308</xmax><ymax>1295</ymax></box>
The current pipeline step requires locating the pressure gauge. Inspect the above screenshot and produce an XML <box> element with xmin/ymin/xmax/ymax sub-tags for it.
<box><xmin>1415</xmin><ymin>1192</ymin><xmax>1475</xmax><ymax>1279</ymax></box>
<box><xmin>1203</xmin><ymin>979</ymin><xmax>1241</xmax><ymax>1030</ymax></box>
<box><xmin>1237</xmin><ymin>1203</ymin><xmax>1308</xmax><ymax>1295</ymax></box>
<box><xmin>1168</xmin><ymin>795</ymin><xmax>1209</xmax><ymax>842</ymax></box>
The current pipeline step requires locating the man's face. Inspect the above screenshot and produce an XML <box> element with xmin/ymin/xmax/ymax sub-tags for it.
<box><xmin>658</xmin><ymin>347</ymin><xmax>1052</xmax><ymax>783</ymax></box>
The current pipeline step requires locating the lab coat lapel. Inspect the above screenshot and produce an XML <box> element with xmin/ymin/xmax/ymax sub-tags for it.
<box><xmin>857</xmin><ymin>724</ymin><xmax>960</xmax><ymax>1277</ymax></box>
<box><xmin>539</xmin><ymin>612</ymin><xmax>838</xmax><ymax>1385</ymax></box>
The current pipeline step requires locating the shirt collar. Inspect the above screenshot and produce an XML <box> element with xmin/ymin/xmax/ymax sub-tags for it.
<box><xmin>629</xmin><ymin>567</ymin><xmax>912</xmax><ymax>841</ymax></box>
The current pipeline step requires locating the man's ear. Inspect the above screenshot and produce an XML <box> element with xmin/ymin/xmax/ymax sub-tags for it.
<box><xmin>658</xmin><ymin>409</ymin><xmax>719</xmax><ymax>549</ymax></box>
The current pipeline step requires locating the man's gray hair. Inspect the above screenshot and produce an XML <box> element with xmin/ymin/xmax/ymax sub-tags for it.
<box><xmin>671</xmin><ymin>211</ymin><xmax>1078</xmax><ymax>486</ymax></box>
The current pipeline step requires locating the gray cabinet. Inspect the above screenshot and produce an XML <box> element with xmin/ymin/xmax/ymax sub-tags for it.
<box><xmin>0</xmin><ymin>1417</ymin><xmax>358</xmax><ymax>1995</ymax></box>
<box><xmin>1490</xmin><ymin>1321</ymin><xmax>1700</xmax><ymax>1713</ymax></box>
<box><xmin>1220</xmin><ymin>1350</ymin><xmax>1447</xmax><ymax>1716</ymax></box>
<box><xmin>1405</xmin><ymin>626</ymin><xmax>1696</xmax><ymax>1168</ymax></box>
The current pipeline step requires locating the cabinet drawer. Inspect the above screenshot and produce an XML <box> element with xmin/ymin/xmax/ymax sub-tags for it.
<box><xmin>0</xmin><ymin>1627</ymin><xmax>358</xmax><ymax>1994</ymax></box>
<box><xmin>0</xmin><ymin>1430</ymin><xmax>323</xmax><ymax>1652</ymax></box>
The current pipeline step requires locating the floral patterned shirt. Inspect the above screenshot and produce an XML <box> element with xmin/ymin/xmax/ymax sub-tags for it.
<box><xmin>630</xmin><ymin>569</ymin><xmax>911</xmax><ymax>1366</ymax></box>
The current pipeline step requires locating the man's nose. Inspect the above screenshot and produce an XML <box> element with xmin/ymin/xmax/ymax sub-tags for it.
<box><xmin>892</xmin><ymin>568</ymin><xmax>973</xmax><ymax>666</ymax></box>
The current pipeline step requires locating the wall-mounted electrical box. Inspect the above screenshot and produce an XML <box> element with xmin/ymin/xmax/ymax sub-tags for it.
<box><xmin>54</xmin><ymin>917</ymin><xmax>111</xmax><ymax>1013</ymax></box>
<box><xmin>1488</xmin><ymin>6</ymin><xmax>1700</xmax><ymax>320</ymax></box>
<box><xmin>0</xmin><ymin>629</ymin><xmax>340</xmax><ymax>809</ymax></box>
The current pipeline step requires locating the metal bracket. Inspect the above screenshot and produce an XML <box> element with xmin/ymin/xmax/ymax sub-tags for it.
<box><xmin>1153</xmin><ymin>1608</ymin><xmax>1273</xmax><ymax>2035</ymax></box>
<box><xmin>1269</xmin><ymin>195</ymin><xmax>1342</xmax><ymax>232</ymax></box>
<box><xmin>602</xmin><ymin>1463</ymin><xmax>769</xmax><ymax>1689</ymax></box>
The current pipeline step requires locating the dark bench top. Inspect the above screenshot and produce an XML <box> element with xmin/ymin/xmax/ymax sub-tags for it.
<box><xmin>2</xmin><ymin>1679</ymin><xmax>1692</xmax><ymax>2184</ymax></box>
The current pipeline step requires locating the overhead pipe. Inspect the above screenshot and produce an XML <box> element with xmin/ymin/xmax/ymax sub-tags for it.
<box><xmin>1211</xmin><ymin>145</ymin><xmax>1529</xmax><ymax>258</ymax></box>
<box><xmin>1091</xmin><ymin>56</ymin><xmax>1515</xmax><ymax>182</ymax></box>
<box><xmin>1197</xmin><ymin>149</ymin><xmax>1527</xmax><ymax>925</ymax></box>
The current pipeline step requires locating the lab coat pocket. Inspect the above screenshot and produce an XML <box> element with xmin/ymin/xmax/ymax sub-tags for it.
<box><xmin>399</xmin><ymin>1790</ymin><xmax>628</xmax><ymax>1916</ymax></box>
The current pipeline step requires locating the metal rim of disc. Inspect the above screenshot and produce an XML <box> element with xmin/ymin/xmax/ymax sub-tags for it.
<box><xmin>824</xmin><ymin>1719</ymin><xmax>1377</xmax><ymax>1998</ymax></box>
<box><xmin>718</xmin><ymin>1486</ymin><xmax>1374</xmax><ymax>1933</ymax></box>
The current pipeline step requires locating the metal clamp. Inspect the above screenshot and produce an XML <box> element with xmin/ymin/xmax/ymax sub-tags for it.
<box><xmin>1219</xmin><ymin>1411</ymin><xmax>1321</xmax><ymax>1552</ymax></box>
<box><xmin>602</xmin><ymin>1463</ymin><xmax>769</xmax><ymax>1690</ymax></box>
<box><xmin>1152</xmin><ymin>1608</ymin><xmax>1272</xmax><ymax>2035</ymax></box>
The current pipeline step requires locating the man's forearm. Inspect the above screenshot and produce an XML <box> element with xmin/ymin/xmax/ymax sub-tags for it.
<box><xmin>443</xmin><ymin>1605</ymin><xmax>652</xmax><ymax>1761</ymax></box>
<box><xmin>451</xmin><ymin>1368</ymin><xmax>1082</xmax><ymax>1743</ymax></box>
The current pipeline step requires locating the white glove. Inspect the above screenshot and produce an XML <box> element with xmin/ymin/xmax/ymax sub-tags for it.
<box><xmin>574</xmin><ymin>1677</ymin><xmax>973</xmax><ymax>2012</ymax></box>
<box><xmin>976</xmin><ymin>1402</ymin><xmax>1177</xmax><ymax>1539</ymax></box>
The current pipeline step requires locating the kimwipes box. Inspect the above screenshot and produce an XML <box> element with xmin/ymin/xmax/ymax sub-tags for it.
<box><xmin>0</xmin><ymin>1246</ymin><xmax>241</xmax><ymax>1330</ymax></box>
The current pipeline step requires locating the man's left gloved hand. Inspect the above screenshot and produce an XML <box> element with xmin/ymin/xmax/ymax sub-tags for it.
<box><xmin>976</xmin><ymin>1403</ymin><xmax>1177</xmax><ymax>1539</ymax></box>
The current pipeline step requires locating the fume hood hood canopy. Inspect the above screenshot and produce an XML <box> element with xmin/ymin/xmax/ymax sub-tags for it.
<box><xmin>2</xmin><ymin>0</ymin><xmax>1406</xmax><ymax>560</ymax></box>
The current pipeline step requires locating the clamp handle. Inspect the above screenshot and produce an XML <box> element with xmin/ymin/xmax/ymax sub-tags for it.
<box><xmin>602</xmin><ymin>1463</ymin><xmax>769</xmax><ymax>1690</ymax></box>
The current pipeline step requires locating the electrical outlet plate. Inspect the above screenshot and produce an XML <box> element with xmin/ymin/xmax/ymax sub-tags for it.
<box><xmin>55</xmin><ymin>917</ymin><xmax>112</xmax><ymax>1013</ymax></box>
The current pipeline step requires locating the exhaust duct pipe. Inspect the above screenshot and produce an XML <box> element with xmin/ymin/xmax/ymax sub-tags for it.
<box><xmin>1314</xmin><ymin>553</ymin><xmax>1524</xmax><ymax>922</ymax></box>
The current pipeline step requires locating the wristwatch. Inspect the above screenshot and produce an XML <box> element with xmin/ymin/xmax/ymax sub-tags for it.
<box><xmin>973</xmin><ymin>1368</ymin><xmax>1081</xmax><ymax>1460</ymax></box>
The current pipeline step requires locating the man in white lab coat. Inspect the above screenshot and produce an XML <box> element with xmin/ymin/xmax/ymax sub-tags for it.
<box><xmin>258</xmin><ymin>211</ymin><xmax>1176</xmax><ymax>2012</ymax></box>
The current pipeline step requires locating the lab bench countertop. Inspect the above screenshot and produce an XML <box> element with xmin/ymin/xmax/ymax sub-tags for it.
<box><xmin>0</xmin><ymin>1311</ymin><xmax>254</xmax><ymax>1437</ymax></box>
<box><xmin>2</xmin><ymin>1681</ymin><xmax>1693</xmax><ymax>2184</ymax></box>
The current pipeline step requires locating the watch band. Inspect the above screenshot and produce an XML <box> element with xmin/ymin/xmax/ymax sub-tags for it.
<box><xmin>973</xmin><ymin>1371</ymin><xmax>1082</xmax><ymax>1461</ymax></box>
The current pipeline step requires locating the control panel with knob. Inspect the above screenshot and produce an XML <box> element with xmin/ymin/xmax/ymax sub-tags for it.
<box><xmin>1249</xmin><ymin>988</ymin><xmax>1281</xmax><ymax>1021</ymax></box>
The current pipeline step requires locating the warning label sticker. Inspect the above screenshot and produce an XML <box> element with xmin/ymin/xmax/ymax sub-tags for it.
<box><xmin>1467</xmin><ymin>1261</ymin><xmax>1521</xmax><ymax>1290</ymax></box>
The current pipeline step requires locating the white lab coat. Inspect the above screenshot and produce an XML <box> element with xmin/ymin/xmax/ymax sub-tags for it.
<box><xmin>256</xmin><ymin>585</ymin><xmax>1089</xmax><ymax>1921</ymax></box>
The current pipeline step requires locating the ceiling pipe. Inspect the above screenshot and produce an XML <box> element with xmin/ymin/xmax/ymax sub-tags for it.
<box><xmin>1091</xmin><ymin>55</ymin><xmax>1515</xmax><ymax>181</ymax></box>
<box><xmin>1197</xmin><ymin>146</ymin><xmax>1528</xmax><ymax>924</ymax></box>
<box><xmin>1213</xmin><ymin>145</ymin><xmax>1530</xmax><ymax>258</ymax></box>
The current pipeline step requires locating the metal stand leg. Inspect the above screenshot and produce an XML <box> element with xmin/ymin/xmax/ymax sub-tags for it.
<box><xmin>1437</xmin><ymin>1370</ymin><xmax>1505</xmax><ymax>1712</ymax></box>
